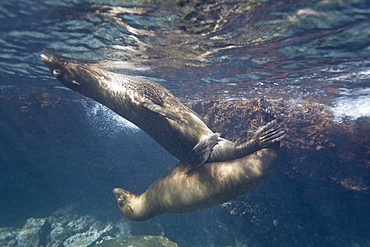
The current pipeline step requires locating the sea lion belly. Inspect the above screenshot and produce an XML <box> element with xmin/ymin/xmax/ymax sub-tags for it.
<box><xmin>113</xmin><ymin>144</ymin><xmax>279</xmax><ymax>221</ymax></box>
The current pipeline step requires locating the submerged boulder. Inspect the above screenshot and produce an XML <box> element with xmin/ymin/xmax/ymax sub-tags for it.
<box><xmin>47</xmin><ymin>204</ymin><xmax>79</xmax><ymax>229</ymax></box>
<box><xmin>63</xmin><ymin>221</ymin><xmax>114</xmax><ymax>247</ymax></box>
<box><xmin>95</xmin><ymin>235</ymin><xmax>179</xmax><ymax>247</ymax></box>
<box><xmin>0</xmin><ymin>205</ymin><xmax>179</xmax><ymax>246</ymax></box>
<box><xmin>115</xmin><ymin>218</ymin><xmax>131</xmax><ymax>236</ymax></box>
<box><xmin>65</xmin><ymin>215</ymin><xmax>96</xmax><ymax>233</ymax></box>
<box><xmin>15</xmin><ymin>217</ymin><xmax>48</xmax><ymax>247</ymax></box>
<box><xmin>0</xmin><ymin>227</ymin><xmax>20</xmax><ymax>247</ymax></box>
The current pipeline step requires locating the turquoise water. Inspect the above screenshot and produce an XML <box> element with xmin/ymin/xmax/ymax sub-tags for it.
<box><xmin>0</xmin><ymin>0</ymin><xmax>369</xmax><ymax>246</ymax></box>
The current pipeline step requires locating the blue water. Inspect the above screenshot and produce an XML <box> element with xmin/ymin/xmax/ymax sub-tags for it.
<box><xmin>1</xmin><ymin>0</ymin><xmax>369</xmax><ymax>246</ymax></box>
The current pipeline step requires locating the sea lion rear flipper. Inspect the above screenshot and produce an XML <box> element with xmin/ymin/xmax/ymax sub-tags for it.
<box><xmin>141</xmin><ymin>102</ymin><xmax>181</xmax><ymax>121</ymax></box>
<box><xmin>186</xmin><ymin>133</ymin><xmax>220</xmax><ymax>169</ymax></box>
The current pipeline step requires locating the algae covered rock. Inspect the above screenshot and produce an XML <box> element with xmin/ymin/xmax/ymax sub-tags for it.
<box><xmin>0</xmin><ymin>227</ymin><xmax>20</xmax><ymax>247</ymax></box>
<box><xmin>95</xmin><ymin>235</ymin><xmax>179</xmax><ymax>247</ymax></box>
<box><xmin>0</xmin><ymin>205</ymin><xmax>177</xmax><ymax>247</ymax></box>
<box><xmin>65</xmin><ymin>214</ymin><xmax>96</xmax><ymax>233</ymax></box>
<box><xmin>47</xmin><ymin>204</ymin><xmax>79</xmax><ymax>229</ymax></box>
<box><xmin>115</xmin><ymin>218</ymin><xmax>131</xmax><ymax>236</ymax></box>
<box><xmin>15</xmin><ymin>217</ymin><xmax>48</xmax><ymax>247</ymax></box>
<box><xmin>47</xmin><ymin>223</ymin><xmax>64</xmax><ymax>238</ymax></box>
<box><xmin>63</xmin><ymin>221</ymin><xmax>114</xmax><ymax>247</ymax></box>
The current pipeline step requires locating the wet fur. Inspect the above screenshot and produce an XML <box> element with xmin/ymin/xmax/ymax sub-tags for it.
<box><xmin>42</xmin><ymin>54</ymin><xmax>282</xmax><ymax>163</ymax></box>
<box><xmin>113</xmin><ymin>143</ymin><xmax>279</xmax><ymax>221</ymax></box>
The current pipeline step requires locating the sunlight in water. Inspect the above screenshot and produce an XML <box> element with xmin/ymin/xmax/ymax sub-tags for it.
<box><xmin>81</xmin><ymin>100</ymin><xmax>139</xmax><ymax>135</ymax></box>
<box><xmin>331</xmin><ymin>88</ymin><xmax>370</xmax><ymax>122</ymax></box>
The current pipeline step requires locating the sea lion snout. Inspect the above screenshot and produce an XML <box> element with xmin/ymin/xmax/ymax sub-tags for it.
<box><xmin>113</xmin><ymin>188</ymin><xmax>135</xmax><ymax>206</ymax></box>
<box><xmin>113</xmin><ymin>188</ymin><xmax>144</xmax><ymax>220</ymax></box>
<box><xmin>113</xmin><ymin>188</ymin><xmax>126</xmax><ymax>199</ymax></box>
<box><xmin>40</xmin><ymin>53</ymin><xmax>55</xmax><ymax>63</ymax></box>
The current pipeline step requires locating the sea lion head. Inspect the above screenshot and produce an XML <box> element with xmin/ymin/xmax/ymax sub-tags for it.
<box><xmin>113</xmin><ymin>188</ymin><xmax>143</xmax><ymax>221</ymax></box>
<box><xmin>41</xmin><ymin>54</ymin><xmax>108</xmax><ymax>99</ymax></box>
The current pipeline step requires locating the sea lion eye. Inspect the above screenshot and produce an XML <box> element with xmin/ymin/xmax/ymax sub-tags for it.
<box><xmin>53</xmin><ymin>69</ymin><xmax>62</xmax><ymax>76</ymax></box>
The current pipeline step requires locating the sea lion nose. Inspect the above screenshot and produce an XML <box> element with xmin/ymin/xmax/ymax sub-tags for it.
<box><xmin>113</xmin><ymin>188</ymin><xmax>123</xmax><ymax>198</ymax></box>
<box><xmin>40</xmin><ymin>53</ymin><xmax>58</xmax><ymax>64</ymax></box>
<box><xmin>40</xmin><ymin>54</ymin><xmax>51</xmax><ymax>62</ymax></box>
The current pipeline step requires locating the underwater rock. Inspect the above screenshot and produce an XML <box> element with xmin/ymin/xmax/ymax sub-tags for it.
<box><xmin>46</xmin><ymin>239</ymin><xmax>63</xmax><ymax>247</ymax></box>
<box><xmin>46</xmin><ymin>204</ymin><xmax>85</xmax><ymax>246</ymax></box>
<box><xmin>47</xmin><ymin>223</ymin><xmax>68</xmax><ymax>241</ymax></box>
<box><xmin>190</xmin><ymin>100</ymin><xmax>370</xmax><ymax>174</ymax></box>
<box><xmin>115</xmin><ymin>218</ymin><xmax>132</xmax><ymax>236</ymax></box>
<box><xmin>0</xmin><ymin>205</ymin><xmax>179</xmax><ymax>246</ymax></box>
<box><xmin>63</xmin><ymin>221</ymin><xmax>114</xmax><ymax>247</ymax></box>
<box><xmin>46</xmin><ymin>223</ymin><xmax>70</xmax><ymax>247</ymax></box>
<box><xmin>65</xmin><ymin>214</ymin><xmax>96</xmax><ymax>233</ymax></box>
<box><xmin>15</xmin><ymin>217</ymin><xmax>47</xmax><ymax>247</ymax></box>
<box><xmin>0</xmin><ymin>227</ymin><xmax>20</xmax><ymax>247</ymax></box>
<box><xmin>95</xmin><ymin>235</ymin><xmax>179</xmax><ymax>247</ymax></box>
<box><xmin>47</xmin><ymin>204</ymin><xmax>79</xmax><ymax>229</ymax></box>
<box><xmin>45</xmin><ymin>204</ymin><xmax>102</xmax><ymax>246</ymax></box>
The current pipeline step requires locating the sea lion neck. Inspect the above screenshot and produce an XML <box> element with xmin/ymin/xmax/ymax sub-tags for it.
<box><xmin>42</xmin><ymin>54</ymin><xmax>114</xmax><ymax>99</ymax></box>
<box><xmin>127</xmin><ymin>193</ymin><xmax>163</xmax><ymax>221</ymax></box>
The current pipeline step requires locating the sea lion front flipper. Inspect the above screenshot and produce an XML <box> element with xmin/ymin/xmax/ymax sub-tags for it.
<box><xmin>186</xmin><ymin>133</ymin><xmax>220</xmax><ymax>169</ymax></box>
<box><xmin>256</xmin><ymin>97</ymin><xmax>285</xmax><ymax>147</ymax></box>
<box><xmin>241</xmin><ymin>98</ymin><xmax>285</xmax><ymax>150</ymax></box>
<box><xmin>253</xmin><ymin>120</ymin><xmax>285</xmax><ymax>148</ymax></box>
<box><xmin>141</xmin><ymin>102</ymin><xmax>181</xmax><ymax>121</ymax></box>
<box><xmin>207</xmin><ymin>98</ymin><xmax>285</xmax><ymax>163</ymax></box>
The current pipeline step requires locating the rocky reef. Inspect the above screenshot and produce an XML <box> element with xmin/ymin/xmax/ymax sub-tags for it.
<box><xmin>0</xmin><ymin>204</ymin><xmax>178</xmax><ymax>247</ymax></box>
<box><xmin>95</xmin><ymin>235</ymin><xmax>179</xmax><ymax>247</ymax></box>
<box><xmin>190</xmin><ymin>99</ymin><xmax>370</xmax><ymax>192</ymax></box>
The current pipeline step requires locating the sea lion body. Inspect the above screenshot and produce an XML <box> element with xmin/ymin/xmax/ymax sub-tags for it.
<box><xmin>41</xmin><ymin>54</ymin><xmax>285</xmax><ymax>220</ymax></box>
<box><xmin>113</xmin><ymin>143</ymin><xmax>279</xmax><ymax>221</ymax></box>
<box><xmin>113</xmin><ymin>98</ymin><xmax>284</xmax><ymax>221</ymax></box>
<box><xmin>41</xmin><ymin>54</ymin><xmax>279</xmax><ymax>163</ymax></box>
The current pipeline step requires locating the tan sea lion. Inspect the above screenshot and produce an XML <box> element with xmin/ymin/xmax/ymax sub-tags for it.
<box><xmin>113</xmin><ymin>101</ymin><xmax>284</xmax><ymax>221</ymax></box>
<box><xmin>41</xmin><ymin>54</ymin><xmax>284</xmax><ymax>164</ymax></box>
<box><xmin>113</xmin><ymin>119</ymin><xmax>282</xmax><ymax>221</ymax></box>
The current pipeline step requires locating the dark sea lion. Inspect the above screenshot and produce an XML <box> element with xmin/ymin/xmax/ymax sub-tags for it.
<box><xmin>113</xmin><ymin>102</ymin><xmax>284</xmax><ymax>221</ymax></box>
<box><xmin>41</xmin><ymin>54</ymin><xmax>284</xmax><ymax>164</ymax></box>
